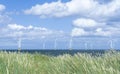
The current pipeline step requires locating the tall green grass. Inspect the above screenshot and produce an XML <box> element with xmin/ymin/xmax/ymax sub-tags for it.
<box><xmin>0</xmin><ymin>51</ymin><xmax>120</xmax><ymax>74</ymax></box>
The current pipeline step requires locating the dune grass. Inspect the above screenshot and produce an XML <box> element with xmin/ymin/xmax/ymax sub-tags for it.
<box><xmin>0</xmin><ymin>51</ymin><xmax>120</xmax><ymax>74</ymax></box>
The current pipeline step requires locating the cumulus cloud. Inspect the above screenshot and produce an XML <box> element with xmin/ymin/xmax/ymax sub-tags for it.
<box><xmin>71</xmin><ymin>18</ymin><xmax>120</xmax><ymax>37</ymax></box>
<box><xmin>66</xmin><ymin>0</ymin><xmax>97</xmax><ymax>15</ymax></box>
<box><xmin>94</xmin><ymin>28</ymin><xmax>111</xmax><ymax>36</ymax></box>
<box><xmin>24</xmin><ymin>0</ymin><xmax>97</xmax><ymax>18</ymax></box>
<box><xmin>24</xmin><ymin>0</ymin><xmax>120</xmax><ymax>18</ymax></box>
<box><xmin>24</xmin><ymin>1</ymin><xmax>68</xmax><ymax>18</ymax></box>
<box><xmin>71</xmin><ymin>28</ymin><xmax>88</xmax><ymax>36</ymax></box>
<box><xmin>94</xmin><ymin>0</ymin><xmax>120</xmax><ymax>16</ymax></box>
<box><xmin>24</xmin><ymin>0</ymin><xmax>120</xmax><ymax>37</ymax></box>
<box><xmin>73</xmin><ymin>18</ymin><xmax>104</xmax><ymax>28</ymax></box>
<box><xmin>0</xmin><ymin>24</ymin><xmax>65</xmax><ymax>39</ymax></box>
<box><xmin>8</xmin><ymin>24</ymin><xmax>34</xmax><ymax>30</ymax></box>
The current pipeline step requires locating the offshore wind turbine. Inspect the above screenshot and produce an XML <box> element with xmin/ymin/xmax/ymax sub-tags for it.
<box><xmin>17</xmin><ymin>31</ymin><xmax>23</xmax><ymax>51</ymax></box>
<box><xmin>69</xmin><ymin>37</ymin><xmax>73</xmax><ymax>50</ymax></box>
<box><xmin>109</xmin><ymin>39</ymin><xmax>114</xmax><ymax>49</ymax></box>
<box><xmin>41</xmin><ymin>36</ymin><xmax>46</xmax><ymax>49</ymax></box>
<box><xmin>18</xmin><ymin>37</ymin><xmax>21</xmax><ymax>51</ymax></box>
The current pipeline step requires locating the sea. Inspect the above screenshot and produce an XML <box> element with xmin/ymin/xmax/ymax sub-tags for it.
<box><xmin>0</xmin><ymin>49</ymin><xmax>119</xmax><ymax>56</ymax></box>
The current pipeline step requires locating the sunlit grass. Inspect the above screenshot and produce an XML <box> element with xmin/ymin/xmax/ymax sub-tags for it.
<box><xmin>0</xmin><ymin>51</ymin><xmax>120</xmax><ymax>74</ymax></box>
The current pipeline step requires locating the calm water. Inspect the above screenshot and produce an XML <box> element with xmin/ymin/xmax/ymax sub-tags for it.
<box><xmin>1</xmin><ymin>49</ymin><xmax>119</xmax><ymax>56</ymax></box>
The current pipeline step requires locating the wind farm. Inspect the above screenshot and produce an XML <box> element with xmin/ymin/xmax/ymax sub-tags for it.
<box><xmin>0</xmin><ymin>0</ymin><xmax>120</xmax><ymax>74</ymax></box>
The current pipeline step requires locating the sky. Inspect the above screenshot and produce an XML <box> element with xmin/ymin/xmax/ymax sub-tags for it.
<box><xmin>0</xmin><ymin>0</ymin><xmax>120</xmax><ymax>49</ymax></box>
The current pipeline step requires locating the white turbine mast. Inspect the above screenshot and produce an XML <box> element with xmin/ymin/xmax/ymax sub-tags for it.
<box><xmin>109</xmin><ymin>39</ymin><xmax>113</xmax><ymax>49</ymax></box>
<box><xmin>18</xmin><ymin>37</ymin><xmax>22</xmax><ymax>51</ymax></box>
<box><xmin>69</xmin><ymin>37</ymin><xmax>73</xmax><ymax>50</ymax></box>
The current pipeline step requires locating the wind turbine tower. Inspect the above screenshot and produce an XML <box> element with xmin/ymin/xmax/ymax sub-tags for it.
<box><xmin>18</xmin><ymin>37</ymin><xmax>21</xmax><ymax>51</ymax></box>
<box><xmin>109</xmin><ymin>40</ymin><xmax>114</xmax><ymax>49</ymax></box>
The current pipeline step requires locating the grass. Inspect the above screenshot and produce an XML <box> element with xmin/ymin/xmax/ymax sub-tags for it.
<box><xmin>0</xmin><ymin>51</ymin><xmax>120</xmax><ymax>74</ymax></box>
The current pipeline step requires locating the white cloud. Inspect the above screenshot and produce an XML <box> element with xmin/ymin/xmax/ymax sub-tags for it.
<box><xmin>24</xmin><ymin>0</ymin><xmax>120</xmax><ymax>37</ymax></box>
<box><xmin>8</xmin><ymin>24</ymin><xmax>27</xmax><ymax>30</ymax></box>
<box><xmin>90</xmin><ymin>0</ymin><xmax>120</xmax><ymax>18</ymax></box>
<box><xmin>71</xmin><ymin>26</ymin><xmax>120</xmax><ymax>37</ymax></box>
<box><xmin>8</xmin><ymin>24</ymin><xmax>36</xmax><ymax>31</ymax></box>
<box><xmin>0</xmin><ymin>24</ymin><xmax>65</xmax><ymax>39</ymax></box>
<box><xmin>24</xmin><ymin>0</ymin><xmax>97</xmax><ymax>18</ymax></box>
<box><xmin>71</xmin><ymin>28</ymin><xmax>88</xmax><ymax>36</ymax></box>
<box><xmin>66</xmin><ymin>0</ymin><xmax>97</xmax><ymax>15</ymax></box>
<box><xmin>0</xmin><ymin>4</ymin><xmax>5</xmax><ymax>11</ymax></box>
<box><xmin>73</xmin><ymin>18</ymin><xmax>99</xmax><ymax>28</ymax></box>
<box><xmin>24</xmin><ymin>0</ymin><xmax>120</xmax><ymax>18</ymax></box>
<box><xmin>94</xmin><ymin>28</ymin><xmax>111</xmax><ymax>36</ymax></box>
<box><xmin>71</xmin><ymin>18</ymin><xmax>120</xmax><ymax>37</ymax></box>
<box><xmin>24</xmin><ymin>1</ymin><xmax>68</xmax><ymax>18</ymax></box>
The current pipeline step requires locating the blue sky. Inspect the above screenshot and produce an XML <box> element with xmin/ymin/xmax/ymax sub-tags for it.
<box><xmin>0</xmin><ymin>0</ymin><xmax>120</xmax><ymax>49</ymax></box>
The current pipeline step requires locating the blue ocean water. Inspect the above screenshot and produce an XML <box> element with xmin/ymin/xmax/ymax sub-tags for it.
<box><xmin>0</xmin><ymin>49</ymin><xmax>119</xmax><ymax>56</ymax></box>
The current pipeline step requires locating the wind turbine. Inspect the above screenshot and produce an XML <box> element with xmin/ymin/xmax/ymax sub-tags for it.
<box><xmin>17</xmin><ymin>31</ymin><xmax>23</xmax><ymax>51</ymax></box>
<box><xmin>69</xmin><ymin>37</ymin><xmax>73</xmax><ymax>50</ymax></box>
<box><xmin>41</xmin><ymin>36</ymin><xmax>46</xmax><ymax>49</ymax></box>
<box><xmin>109</xmin><ymin>39</ymin><xmax>114</xmax><ymax>50</ymax></box>
<box><xmin>18</xmin><ymin>37</ymin><xmax>21</xmax><ymax>51</ymax></box>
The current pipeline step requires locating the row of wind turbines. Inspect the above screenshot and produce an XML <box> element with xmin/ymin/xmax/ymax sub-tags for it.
<box><xmin>17</xmin><ymin>37</ymin><xmax>115</xmax><ymax>50</ymax></box>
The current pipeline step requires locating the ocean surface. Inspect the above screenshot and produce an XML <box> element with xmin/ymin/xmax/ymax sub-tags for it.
<box><xmin>0</xmin><ymin>49</ymin><xmax>119</xmax><ymax>56</ymax></box>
